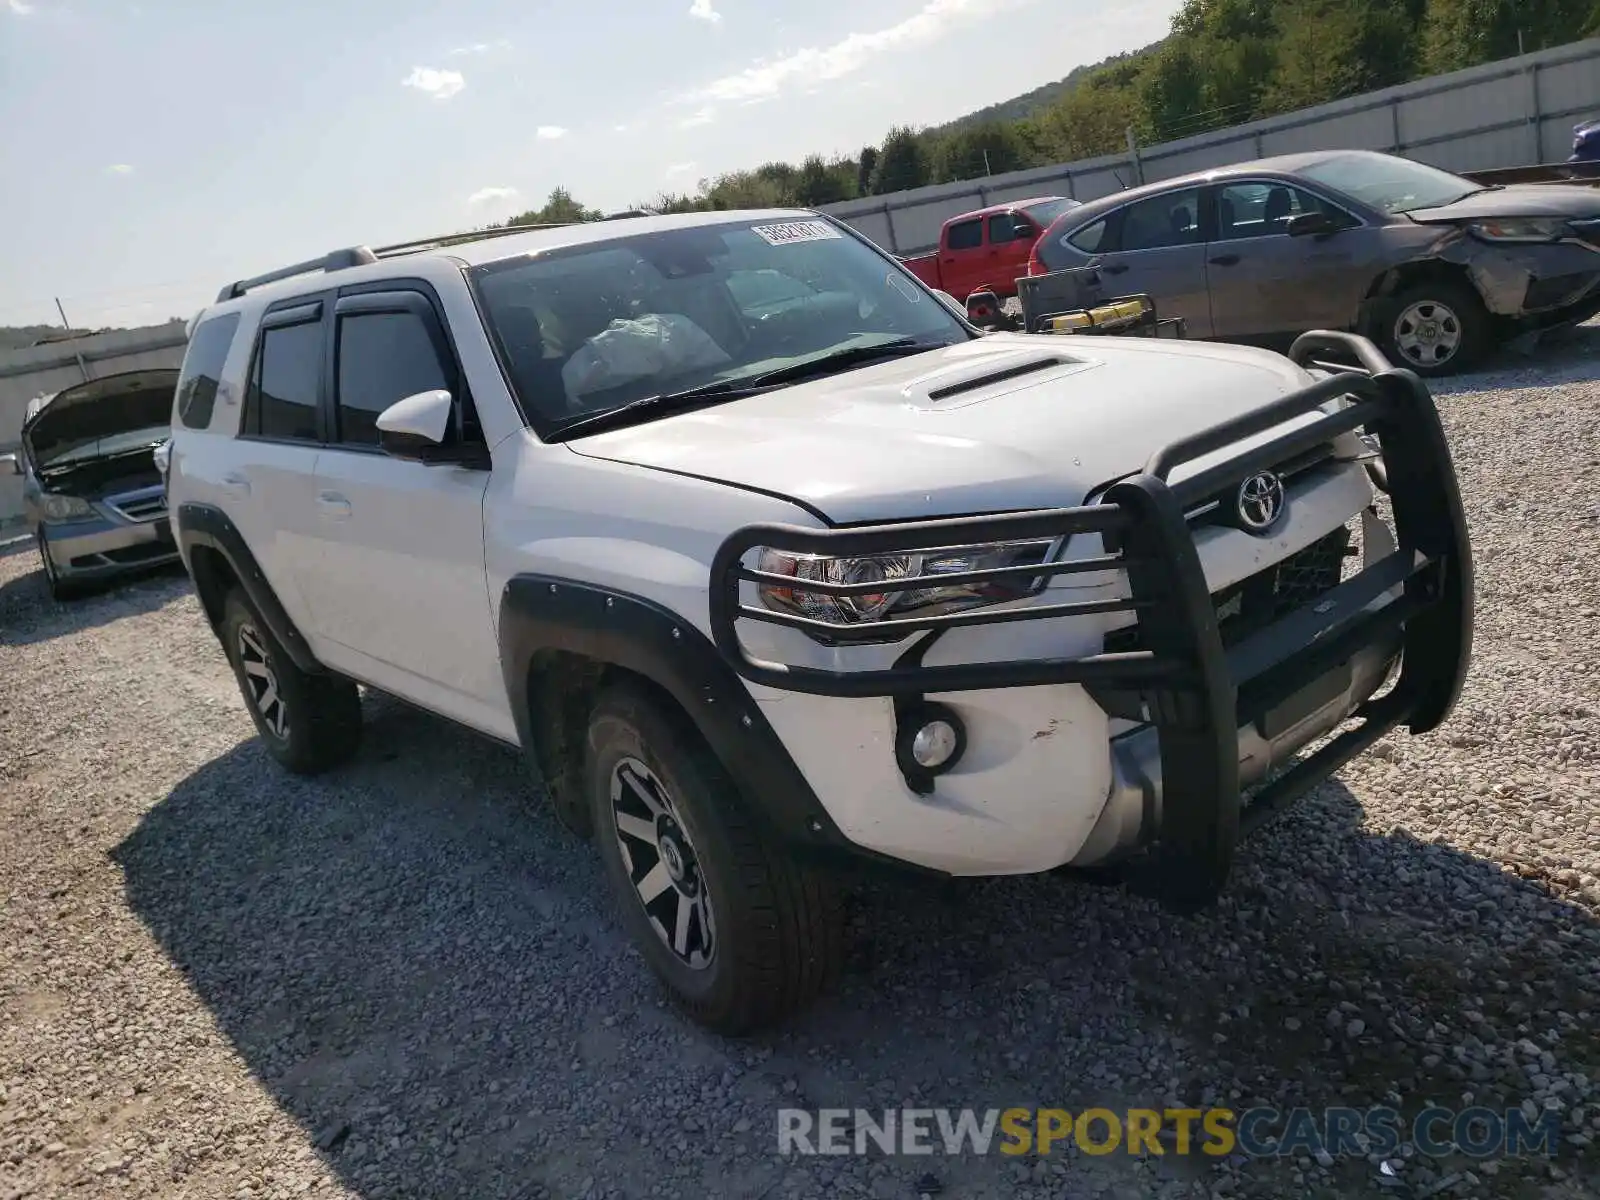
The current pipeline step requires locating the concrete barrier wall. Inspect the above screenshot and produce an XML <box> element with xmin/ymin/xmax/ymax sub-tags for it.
<box><xmin>0</xmin><ymin>322</ymin><xmax>188</xmax><ymax>525</ymax></box>
<box><xmin>823</xmin><ymin>39</ymin><xmax>1600</xmax><ymax>254</ymax></box>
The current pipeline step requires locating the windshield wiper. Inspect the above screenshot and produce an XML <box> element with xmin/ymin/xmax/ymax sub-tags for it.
<box><xmin>548</xmin><ymin>338</ymin><xmax>947</xmax><ymax>441</ymax></box>
<box><xmin>733</xmin><ymin>337</ymin><xmax>946</xmax><ymax>389</ymax></box>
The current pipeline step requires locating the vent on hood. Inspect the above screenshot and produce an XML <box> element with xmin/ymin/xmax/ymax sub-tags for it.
<box><xmin>925</xmin><ymin>354</ymin><xmax>1070</xmax><ymax>401</ymax></box>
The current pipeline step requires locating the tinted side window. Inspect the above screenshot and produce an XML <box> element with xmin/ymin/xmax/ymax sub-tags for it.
<box><xmin>1117</xmin><ymin>188</ymin><xmax>1203</xmax><ymax>252</ymax></box>
<box><xmin>250</xmin><ymin>321</ymin><xmax>322</xmax><ymax>441</ymax></box>
<box><xmin>335</xmin><ymin>310</ymin><xmax>451</xmax><ymax>447</ymax></box>
<box><xmin>987</xmin><ymin>215</ymin><xmax>1020</xmax><ymax>245</ymax></box>
<box><xmin>175</xmin><ymin>313</ymin><xmax>241</xmax><ymax>430</ymax></box>
<box><xmin>945</xmin><ymin>219</ymin><xmax>983</xmax><ymax>251</ymax></box>
<box><xmin>1216</xmin><ymin>182</ymin><xmax>1339</xmax><ymax>240</ymax></box>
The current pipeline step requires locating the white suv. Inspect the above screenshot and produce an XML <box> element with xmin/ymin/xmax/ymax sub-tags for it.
<box><xmin>165</xmin><ymin>210</ymin><xmax>1474</xmax><ymax>1033</ymax></box>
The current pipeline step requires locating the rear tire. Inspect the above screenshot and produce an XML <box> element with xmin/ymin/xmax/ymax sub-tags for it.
<box><xmin>1380</xmin><ymin>281</ymin><xmax>1491</xmax><ymax>377</ymax></box>
<box><xmin>221</xmin><ymin>589</ymin><xmax>362</xmax><ymax>775</ymax></box>
<box><xmin>586</xmin><ymin>681</ymin><xmax>844</xmax><ymax>1035</ymax></box>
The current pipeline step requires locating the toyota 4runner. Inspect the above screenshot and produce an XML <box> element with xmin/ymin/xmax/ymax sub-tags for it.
<box><xmin>165</xmin><ymin>210</ymin><xmax>1473</xmax><ymax>1034</ymax></box>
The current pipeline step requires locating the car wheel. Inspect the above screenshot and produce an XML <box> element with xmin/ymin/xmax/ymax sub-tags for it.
<box><xmin>586</xmin><ymin>681</ymin><xmax>844</xmax><ymax>1035</ymax></box>
<box><xmin>1383</xmin><ymin>282</ymin><xmax>1491</xmax><ymax>376</ymax></box>
<box><xmin>221</xmin><ymin>589</ymin><xmax>362</xmax><ymax>774</ymax></box>
<box><xmin>37</xmin><ymin>530</ymin><xmax>79</xmax><ymax>602</ymax></box>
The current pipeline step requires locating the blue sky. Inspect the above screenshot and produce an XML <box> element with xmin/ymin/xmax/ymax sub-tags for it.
<box><xmin>0</xmin><ymin>0</ymin><xmax>1179</xmax><ymax>329</ymax></box>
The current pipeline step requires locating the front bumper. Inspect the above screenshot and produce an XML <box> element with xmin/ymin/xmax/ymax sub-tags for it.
<box><xmin>39</xmin><ymin>487</ymin><xmax>179</xmax><ymax>581</ymax></box>
<box><xmin>708</xmin><ymin>331</ymin><xmax>1473</xmax><ymax>910</ymax></box>
<box><xmin>1468</xmin><ymin>238</ymin><xmax>1600</xmax><ymax>321</ymax></box>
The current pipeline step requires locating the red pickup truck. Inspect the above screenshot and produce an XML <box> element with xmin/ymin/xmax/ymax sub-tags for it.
<box><xmin>900</xmin><ymin>196</ymin><xmax>1078</xmax><ymax>302</ymax></box>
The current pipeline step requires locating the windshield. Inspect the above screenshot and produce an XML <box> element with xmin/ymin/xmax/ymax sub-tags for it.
<box><xmin>1022</xmin><ymin>198</ymin><xmax>1079</xmax><ymax>227</ymax></box>
<box><xmin>38</xmin><ymin>426</ymin><xmax>169</xmax><ymax>470</ymax></box>
<box><xmin>1297</xmin><ymin>153</ymin><xmax>1484</xmax><ymax>215</ymax></box>
<box><xmin>469</xmin><ymin>216</ymin><xmax>970</xmax><ymax>435</ymax></box>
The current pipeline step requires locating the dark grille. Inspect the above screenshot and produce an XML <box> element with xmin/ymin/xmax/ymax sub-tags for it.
<box><xmin>1104</xmin><ymin>525</ymin><xmax>1352</xmax><ymax>654</ymax></box>
<box><xmin>110</xmin><ymin>492</ymin><xmax>167</xmax><ymax>522</ymax></box>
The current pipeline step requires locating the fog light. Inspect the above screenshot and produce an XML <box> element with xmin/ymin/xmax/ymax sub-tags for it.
<box><xmin>894</xmin><ymin>701</ymin><xmax>967</xmax><ymax>795</ymax></box>
<box><xmin>911</xmin><ymin>720</ymin><xmax>959</xmax><ymax>769</ymax></box>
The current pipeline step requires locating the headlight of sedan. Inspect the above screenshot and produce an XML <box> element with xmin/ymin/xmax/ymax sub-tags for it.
<box><xmin>1464</xmin><ymin>217</ymin><xmax>1569</xmax><ymax>243</ymax></box>
<box><xmin>40</xmin><ymin>493</ymin><xmax>95</xmax><ymax>521</ymax></box>
<box><xmin>755</xmin><ymin>539</ymin><xmax>1057</xmax><ymax>632</ymax></box>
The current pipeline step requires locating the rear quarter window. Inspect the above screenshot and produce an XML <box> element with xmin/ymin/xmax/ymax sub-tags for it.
<box><xmin>1037</xmin><ymin>216</ymin><xmax>1108</xmax><ymax>271</ymax></box>
<box><xmin>175</xmin><ymin>313</ymin><xmax>242</xmax><ymax>430</ymax></box>
<box><xmin>945</xmin><ymin>219</ymin><xmax>984</xmax><ymax>251</ymax></box>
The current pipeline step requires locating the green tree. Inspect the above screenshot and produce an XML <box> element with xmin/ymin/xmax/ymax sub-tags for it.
<box><xmin>794</xmin><ymin>155</ymin><xmax>855</xmax><ymax>206</ymax></box>
<box><xmin>505</xmin><ymin>186</ymin><xmax>603</xmax><ymax>226</ymax></box>
<box><xmin>1140</xmin><ymin>42</ymin><xmax>1206</xmax><ymax>140</ymax></box>
<box><xmin>871</xmin><ymin>126</ymin><xmax>931</xmax><ymax>194</ymax></box>
<box><xmin>856</xmin><ymin>146</ymin><xmax>879</xmax><ymax>196</ymax></box>
<box><xmin>929</xmin><ymin>122</ymin><xmax>1031</xmax><ymax>182</ymax></box>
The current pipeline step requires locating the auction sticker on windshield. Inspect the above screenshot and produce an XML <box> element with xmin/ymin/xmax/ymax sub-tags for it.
<box><xmin>750</xmin><ymin>220</ymin><xmax>843</xmax><ymax>246</ymax></box>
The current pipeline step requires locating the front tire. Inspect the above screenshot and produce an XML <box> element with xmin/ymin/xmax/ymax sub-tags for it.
<box><xmin>586</xmin><ymin>682</ymin><xmax>844</xmax><ymax>1034</ymax></box>
<box><xmin>1381</xmin><ymin>281</ymin><xmax>1491</xmax><ymax>376</ymax></box>
<box><xmin>37</xmin><ymin>530</ymin><xmax>79</xmax><ymax>602</ymax></box>
<box><xmin>221</xmin><ymin>589</ymin><xmax>362</xmax><ymax>774</ymax></box>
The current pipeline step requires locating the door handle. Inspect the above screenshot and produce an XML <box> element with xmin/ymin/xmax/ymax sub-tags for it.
<box><xmin>1100</xmin><ymin>263</ymin><xmax>1129</xmax><ymax>276</ymax></box>
<box><xmin>221</xmin><ymin>472</ymin><xmax>250</xmax><ymax>497</ymax></box>
<box><xmin>1209</xmin><ymin>254</ymin><xmax>1241</xmax><ymax>266</ymax></box>
<box><xmin>316</xmin><ymin>490</ymin><xmax>352</xmax><ymax>520</ymax></box>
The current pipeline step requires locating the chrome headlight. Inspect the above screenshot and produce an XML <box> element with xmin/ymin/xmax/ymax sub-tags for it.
<box><xmin>41</xmin><ymin>493</ymin><xmax>95</xmax><ymax>522</ymax></box>
<box><xmin>755</xmin><ymin>539</ymin><xmax>1056</xmax><ymax>631</ymax></box>
<box><xmin>1464</xmin><ymin>217</ymin><xmax>1569</xmax><ymax>244</ymax></box>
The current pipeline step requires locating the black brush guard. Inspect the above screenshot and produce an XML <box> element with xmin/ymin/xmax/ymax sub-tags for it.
<box><xmin>708</xmin><ymin>332</ymin><xmax>1473</xmax><ymax>911</ymax></box>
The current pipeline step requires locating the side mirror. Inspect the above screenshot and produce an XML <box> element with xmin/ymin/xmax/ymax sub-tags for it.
<box><xmin>1286</xmin><ymin>211</ymin><xmax>1340</xmax><ymax>237</ymax></box>
<box><xmin>0</xmin><ymin>453</ymin><xmax>19</xmax><ymax>477</ymax></box>
<box><xmin>1011</xmin><ymin>220</ymin><xmax>1037</xmax><ymax>242</ymax></box>
<box><xmin>965</xmin><ymin>290</ymin><xmax>1004</xmax><ymax>329</ymax></box>
<box><xmin>376</xmin><ymin>389</ymin><xmax>455</xmax><ymax>462</ymax></box>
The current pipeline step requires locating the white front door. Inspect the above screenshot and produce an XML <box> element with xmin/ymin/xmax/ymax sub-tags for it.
<box><xmin>296</xmin><ymin>290</ymin><xmax>512</xmax><ymax>741</ymax></box>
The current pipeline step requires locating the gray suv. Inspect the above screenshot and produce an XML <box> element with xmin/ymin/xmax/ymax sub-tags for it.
<box><xmin>1032</xmin><ymin>149</ymin><xmax>1600</xmax><ymax>375</ymax></box>
<box><xmin>3</xmin><ymin>369</ymin><xmax>180</xmax><ymax>599</ymax></box>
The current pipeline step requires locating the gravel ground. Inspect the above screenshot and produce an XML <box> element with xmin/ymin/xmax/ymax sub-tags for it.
<box><xmin>1</xmin><ymin>329</ymin><xmax>1598</xmax><ymax>1200</ymax></box>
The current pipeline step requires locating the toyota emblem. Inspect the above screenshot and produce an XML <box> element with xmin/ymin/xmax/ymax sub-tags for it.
<box><xmin>1235</xmin><ymin>471</ymin><xmax>1286</xmax><ymax>533</ymax></box>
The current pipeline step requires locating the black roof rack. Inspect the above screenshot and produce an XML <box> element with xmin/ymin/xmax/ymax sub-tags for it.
<box><xmin>213</xmin><ymin>220</ymin><xmax>578</xmax><ymax>303</ymax></box>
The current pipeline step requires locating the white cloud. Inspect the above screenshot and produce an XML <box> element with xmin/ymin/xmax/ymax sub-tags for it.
<box><xmin>402</xmin><ymin>67</ymin><xmax>465</xmax><ymax>101</ymax></box>
<box><xmin>7</xmin><ymin>0</ymin><xmax>35</xmax><ymax>14</ymax></box>
<box><xmin>689</xmin><ymin>0</ymin><xmax>1000</xmax><ymax>104</ymax></box>
<box><xmin>450</xmin><ymin>38</ymin><xmax>512</xmax><ymax>55</ymax></box>
<box><xmin>678</xmin><ymin>106</ymin><xmax>715</xmax><ymax>129</ymax></box>
<box><xmin>665</xmin><ymin>161</ymin><xmax>698</xmax><ymax>177</ymax></box>
<box><xmin>613</xmin><ymin>123</ymin><xmax>630</xmax><ymax>133</ymax></box>
<box><xmin>467</xmin><ymin>186</ymin><xmax>519</xmax><ymax>205</ymax></box>
<box><xmin>535</xmin><ymin>126</ymin><xmax>568</xmax><ymax>140</ymax></box>
<box><xmin>106</xmin><ymin>163</ymin><xmax>134</xmax><ymax>175</ymax></box>
<box><xmin>688</xmin><ymin>0</ymin><xmax>721</xmax><ymax>22</ymax></box>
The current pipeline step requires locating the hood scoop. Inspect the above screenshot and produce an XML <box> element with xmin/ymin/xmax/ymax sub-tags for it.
<box><xmin>910</xmin><ymin>349</ymin><xmax>1094</xmax><ymax>409</ymax></box>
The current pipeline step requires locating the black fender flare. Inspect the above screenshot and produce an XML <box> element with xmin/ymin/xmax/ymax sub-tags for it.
<box><xmin>497</xmin><ymin>574</ymin><xmax>919</xmax><ymax>870</ymax></box>
<box><xmin>173</xmin><ymin>503</ymin><xmax>326</xmax><ymax>675</ymax></box>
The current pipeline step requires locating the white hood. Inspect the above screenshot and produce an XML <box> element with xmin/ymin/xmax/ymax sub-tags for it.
<box><xmin>565</xmin><ymin>334</ymin><xmax>1320</xmax><ymax>523</ymax></box>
